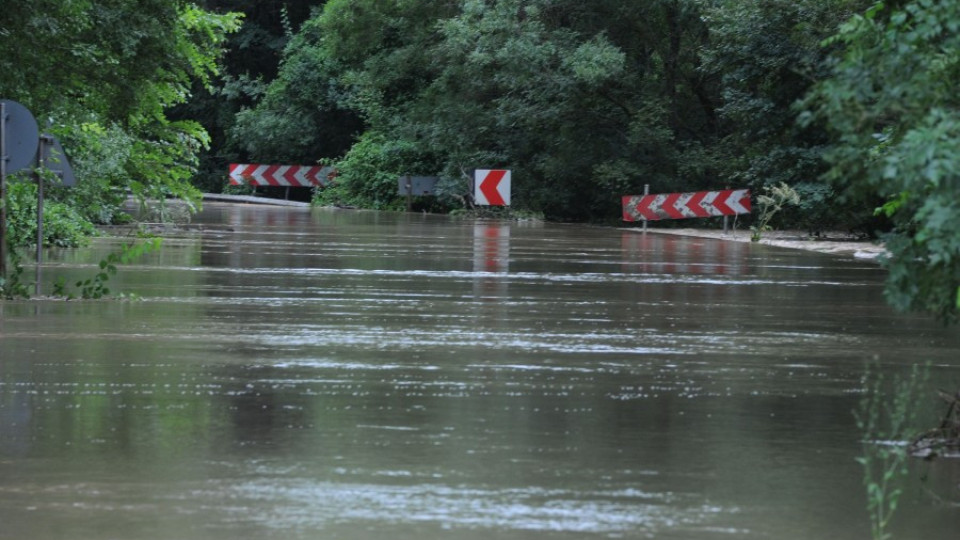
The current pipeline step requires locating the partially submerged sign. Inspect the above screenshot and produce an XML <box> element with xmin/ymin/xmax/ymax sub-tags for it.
<box><xmin>229</xmin><ymin>163</ymin><xmax>336</xmax><ymax>187</ymax></box>
<box><xmin>39</xmin><ymin>135</ymin><xmax>76</xmax><ymax>186</ymax></box>
<box><xmin>398</xmin><ymin>176</ymin><xmax>440</xmax><ymax>196</ymax></box>
<box><xmin>622</xmin><ymin>189</ymin><xmax>751</xmax><ymax>222</ymax></box>
<box><xmin>1</xmin><ymin>99</ymin><xmax>78</xmax><ymax>280</ymax></box>
<box><xmin>1</xmin><ymin>99</ymin><xmax>39</xmax><ymax>173</ymax></box>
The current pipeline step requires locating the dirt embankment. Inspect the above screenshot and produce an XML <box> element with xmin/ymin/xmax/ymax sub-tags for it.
<box><xmin>632</xmin><ymin>227</ymin><xmax>886</xmax><ymax>260</ymax></box>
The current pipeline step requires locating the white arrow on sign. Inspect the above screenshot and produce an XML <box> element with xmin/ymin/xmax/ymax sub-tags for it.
<box><xmin>475</xmin><ymin>169</ymin><xmax>511</xmax><ymax>206</ymax></box>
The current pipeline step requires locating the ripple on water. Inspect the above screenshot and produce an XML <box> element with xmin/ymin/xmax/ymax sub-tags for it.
<box><xmin>187</xmin><ymin>478</ymin><xmax>738</xmax><ymax>536</ymax></box>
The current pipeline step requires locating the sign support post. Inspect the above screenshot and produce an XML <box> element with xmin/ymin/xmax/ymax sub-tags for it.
<box><xmin>396</xmin><ymin>176</ymin><xmax>439</xmax><ymax>212</ymax></box>
<box><xmin>0</xmin><ymin>99</ymin><xmax>43</xmax><ymax>281</ymax></box>
<box><xmin>403</xmin><ymin>176</ymin><xmax>413</xmax><ymax>212</ymax></box>
<box><xmin>722</xmin><ymin>186</ymin><xmax>729</xmax><ymax>235</ymax></box>
<box><xmin>1</xmin><ymin>101</ymin><xmax>7</xmax><ymax>277</ymax></box>
<box><xmin>35</xmin><ymin>135</ymin><xmax>52</xmax><ymax>296</ymax></box>
<box><xmin>642</xmin><ymin>184</ymin><xmax>649</xmax><ymax>235</ymax></box>
<box><xmin>0</xmin><ymin>100</ymin><xmax>70</xmax><ymax>290</ymax></box>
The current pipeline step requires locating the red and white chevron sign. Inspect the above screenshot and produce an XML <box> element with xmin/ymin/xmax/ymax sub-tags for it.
<box><xmin>622</xmin><ymin>189</ymin><xmax>751</xmax><ymax>222</ymax></box>
<box><xmin>229</xmin><ymin>163</ymin><xmax>337</xmax><ymax>187</ymax></box>
<box><xmin>475</xmin><ymin>169</ymin><xmax>511</xmax><ymax>206</ymax></box>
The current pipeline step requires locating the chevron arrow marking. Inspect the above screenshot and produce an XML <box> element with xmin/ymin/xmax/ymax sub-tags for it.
<box><xmin>475</xmin><ymin>169</ymin><xmax>511</xmax><ymax>206</ymax></box>
<box><xmin>684</xmin><ymin>191</ymin><xmax>711</xmax><ymax>218</ymax></box>
<box><xmin>622</xmin><ymin>188</ymin><xmax>752</xmax><ymax>222</ymax></box>
<box><xmin>229</xmin><ymin>164</ymin><xmax>337</xmax><ymax>187</ymax></box>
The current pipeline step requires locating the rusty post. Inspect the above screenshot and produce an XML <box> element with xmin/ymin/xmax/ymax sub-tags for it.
<box><xmin>1</xmin><ymin>101</ymin><xmax>7</xmax><ymax>278</ymax></box>
<box><xmin>35</xmin><ymin>136</ymin><xmax>51</xmax><ymax>296</ymax></box>
<box><xmin>642</xmin><ymin>184</ymin><xmax>649</xmax><ymax>234</ymax></box>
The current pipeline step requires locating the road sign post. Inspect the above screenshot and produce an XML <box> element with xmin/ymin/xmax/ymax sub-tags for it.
<box><xmin>1</xmin><ymin>101</ymin><xmax>6</xmax><ymax>277</ymax></box>
<box><xmin>36</xmin><ymin>136</ymin><xmax>45</xmax><ymax>294</ymax></box>
<box><xmin>0</xmin><ymin>100</ymin><xmax>76</xmax><ymax>286</ymax></box>
<box><xmin>397</xmin><ymin>176</ymin><xmax>439</xmax><ymax>212</ymax></box>
<box><xmin>642</xmin><ymin>184</ymin><xmax>649</xmax><ymax>234</ymax></box>
<box><xmin>1</xmin><ymin>100</ymin><xmax>41</xmax><ymax>277</ymax></box>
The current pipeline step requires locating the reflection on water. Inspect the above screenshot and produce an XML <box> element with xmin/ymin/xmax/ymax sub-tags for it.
<box><xmin>1</xmin><ymin>204</ymin><xmax>959</xmax><ymax>539</ymax></box>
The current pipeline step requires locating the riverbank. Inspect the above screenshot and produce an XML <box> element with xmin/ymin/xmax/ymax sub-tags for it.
<box><xmin>628</xmin><ymin>226</ymin><xmax>887</xmax><ymax>260</ymax></box>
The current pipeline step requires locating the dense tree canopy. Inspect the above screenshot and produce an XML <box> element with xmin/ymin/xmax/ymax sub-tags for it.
<box><xmin>804</xmin><ymin>0</ymin><xmax>960</xmax><ymax>323</ymax></box>
<box><xmin>174</xmin><ymin>0</ymin><xmax>325</xmax><ymax>191</ymax></box>
<box><xmin>0</xmin><ymin>0</ymin><xmax>240</xmax><ymax>235</ymax></box>
<box><xmin>232</xmin><ymin>0</ymin><xmax>885</xmax><ymax>224</ymax></box>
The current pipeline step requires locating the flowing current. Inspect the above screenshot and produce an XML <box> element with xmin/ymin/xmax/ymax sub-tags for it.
<box><xmin>1</xmin><ymin>204</ymin><xmax>959</xmax><ymax>539</ymax></box>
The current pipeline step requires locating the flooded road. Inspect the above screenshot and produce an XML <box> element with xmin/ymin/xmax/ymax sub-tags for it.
<box><xmin>1</xmin><ymin>204</ymin><xmax>959</xmax><ymax>539</ymax></box>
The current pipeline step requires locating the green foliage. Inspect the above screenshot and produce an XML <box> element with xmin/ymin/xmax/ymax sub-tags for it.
<box><xmin>5</xmin><ymin>180</ymin><xmax>97</xmax><ymax>248</ymax></box>
<box><xmin>0</xmin><ymin>249</ymin><xmax>30</xmax><ymax>300</ymax></box>
<box><xmin>221</xmin><ymin>183</ymin><xmax>256</xmax><ymax>196</ymax></box>
<box><xmin>228</xmin><ymin>0</ymin><xmax>885</xmax><ymax>228</ymax></box>
<box><xmin>57</xmin><ymin>122</ymin><xmax>137</xmax><ymax>224</ymax></box>
<box><xmin>56</xmin><ymin>238</ymin><xmax>163</xmax><ymax>300</ymax></box>
<box><xmin>74</xmin><ymin>257</ymin><xmax>119</xmax><ymax>300</ymax></box>
<box><xmin>855</xmin><ymin>362</ymin><xmax>930</xmax><ymax>540</ymax></box>
<box><xmin>803</xmin><ymin>0</ymin><xmax>960</xmax><ymax>323</ymax></box>
<box><xmin>246</xmin><ymin>0</ymin><xmax>724</xmax><ymax>220</ymax></box>
<box><xmin>700</xmin><ymin>0</ymin><xmax>875</xmax><ymax>231</ymax></box>
<box><xmin>0</xmin><ymin>0</ymin><xmax>242</xmax><ymax>233</ymax></box>
<box><xmin>314</xmin><ymin>132</ymin><xmax>440</xmax><ymax>210</ymax></box>
<box><xmin>182</xmin><ymin>1</ymin><xmax>325</xmax><ymax>192</ymax></box>
<box><xmin>223</xmin><ymin>13</ymin><xmax>364</xmax><ymax>205</ymax></box>
<box><xmin>229</xmin><ymin>44</ymin><xmax>361</xmax><ymax>164</ymax></box>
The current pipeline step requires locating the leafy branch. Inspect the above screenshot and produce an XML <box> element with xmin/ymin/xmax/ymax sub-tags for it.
<box><xmin>54</xmin><ymin>238</ymin><xmax>162</xmax><ymax>300</ymax></box>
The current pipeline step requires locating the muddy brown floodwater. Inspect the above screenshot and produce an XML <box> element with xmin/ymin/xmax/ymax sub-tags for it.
<box><xmin>1</xmin><ymin>204</ymin><xmax>959</xmax><ymax>539</ymax></box>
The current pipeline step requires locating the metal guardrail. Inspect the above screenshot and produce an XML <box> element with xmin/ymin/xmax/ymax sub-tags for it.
<box><xmin>202</xmin><ymin>193</ymin><xmax>312</xmax><ymax>207</ymax></box>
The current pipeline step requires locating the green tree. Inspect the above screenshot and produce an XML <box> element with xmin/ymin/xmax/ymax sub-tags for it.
<box><xmin>0</xmin><ymin>1</ymin><xmax>241</xmax><ymax>236</ymax></box>
<box><xmin>803</xmin><ymin>0</ymin><xmax>960</xmax><ymax>323</ymax></box>
<box><xmin>699</xmin><ymin>0</ymin><xmax>876</xmax><ymax>232</ymax></box>
<box><xmin>228</xmin><ymin>4</ymin><xmax>363</xmax><ymax>165</ymax></box>
<box><xmin>232</xmin><ymin>0</ymin><xmax>457</xmax><ymax>204</ymax></box>
<box><xmin>248</xmin><ymin>0</ymin><xmax>723</xmax><ymax>221</ymax></box>
<box><xmin>177</xmin><ymin>0</ymin><xmax>327</xmax><ymax>192</ymax></box>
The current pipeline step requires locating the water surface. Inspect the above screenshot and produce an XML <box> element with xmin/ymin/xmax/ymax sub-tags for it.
<box><xmin>2</xmin><ymin>205</ymin><xmax>959</xmax><ymax>539</ymax></box>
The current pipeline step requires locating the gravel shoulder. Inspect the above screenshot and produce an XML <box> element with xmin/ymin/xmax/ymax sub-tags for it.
<box><xmin>627</xmin><ymin>226</ymin><xmax>887</xmax><ymax>260</ymax></box>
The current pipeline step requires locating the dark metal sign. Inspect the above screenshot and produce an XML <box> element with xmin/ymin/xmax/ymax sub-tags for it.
<box><xmin>1</xmin><ymin>99</ymin><xmax>78</xmax><ymax>282</ymax></box>
<box><xmin>398</xmin><ymin>176</ymin><xmax>440</xmax><ymax>196</ymax></box>
<box><xmin>1</xmin><ymin>99</ymin><xmax>39</xmax><ymax>173</ymax></box>
<box><xmin>40</xmin><ymin>135</ymin><xmax>76</xmax><ymax>186</ymax></box>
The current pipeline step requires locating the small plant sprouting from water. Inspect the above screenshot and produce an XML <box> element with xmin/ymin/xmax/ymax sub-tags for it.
<box><xmin>76</xmin><ymin>256</ymin><xmax>117</xmax><ymax>299</ymax></box>
<box><xmin>750</xmin><ymin>182</ymin><xmax>800</xmax><ymax>242</ymax></box>
<box><xmin>855</xmin><ymin>361</ymin><xmax>930</xmax><ymax>540</ymax></box>
<box><xmin>55</xmin><ymin>238</ymin><xmax>162</xmax><ymax>300</ymax></box>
